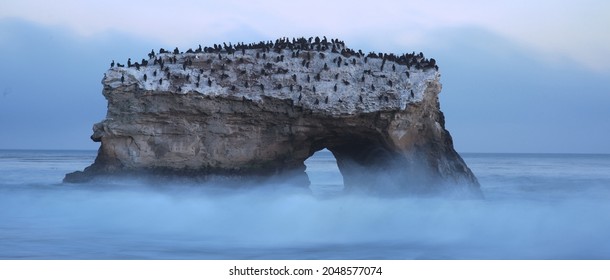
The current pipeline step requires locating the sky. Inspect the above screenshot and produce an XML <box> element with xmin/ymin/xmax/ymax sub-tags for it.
<box><xmin>0</xmin><ymin>0</ymin><xmax>609</xmax><ymax>153</ymax></box>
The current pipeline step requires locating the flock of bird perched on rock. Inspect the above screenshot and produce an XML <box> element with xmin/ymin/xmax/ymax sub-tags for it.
<box><xmin>112</xmin><ymin>36</ymin><xmax>437</xmax><ymax>71</ymax></box>
<box><xmin>109</xmin><ymin>37</ymin><xmax>436</xmax><ymax>106</ymax></box>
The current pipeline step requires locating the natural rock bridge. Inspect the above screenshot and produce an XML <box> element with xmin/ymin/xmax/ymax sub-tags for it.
<box><xmin>65</xmin><ymin>37</ymin><xmax>480</xmax><ymax>195</ymax></box>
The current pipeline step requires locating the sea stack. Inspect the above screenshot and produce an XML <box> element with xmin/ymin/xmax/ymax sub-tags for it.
<box><xmin>64</xmin><ymin>37</ymin><xmax>480</xmax><ymax>196</ymax></box>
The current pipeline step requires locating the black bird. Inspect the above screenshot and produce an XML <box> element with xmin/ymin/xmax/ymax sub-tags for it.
<box><xmin>110</xmin><ymin>60</ymin><xmax>115</xmax><ymax>67</ymax></box>
<box><xmin>361</xmin><ymin>75</ymin><xmax>365</xmax><ymax>82</ymax></box>
<box><xmin>298</xmin><ymin>93</ymin><xmax>302</xmax><ymax>101</ymax></box>
<box><xmin>335</xmin><ymin>73</ymin><xmax>339</xmax><ymax>80</ymax></box>
<box><xmin>245</xmin><ymin>81</ymin><xmax>249</xmax><ymax>88</ymax></box>
<box><xmin>313</xmin><ymin>86</ymin><xmax>316</xmax><ymax>93</ymax></box>
<box><xmin>196</xmin><ymin>82</ymin><xmax>199</xmax><ymax>87</ymax></box>
<box><xmin>159</xmin><ymin>78</ymin><xmax>163</xmax><ymax>85</ymax></box>
<box><xmin>333</xmin><ymin>84</ymin><xmax>337</xmax><ymax>92</ymax></box>
<box><xmin>371</xmin><ymin>84</ymin><xmax>375</xmax><ymax>91</ymax></box>
<box><xmin>207</xmin><ymin>78</ymin><xmax>212</xmax><ymax>87</ymax></box>
<box><xmin>121</xmin><ymin>74</ymin><xmax>124</xmax><ymax>83</ymax></box>
<box><xmin>153</xmin><ymin>70</ymin><xmax>157</xmax><ymax>77</ymax></box>
<box><xmin>359</xmin><ymin>95</ymin><xmax>363</xmax><ymax>102</ymax></box>
<box><xmin>388</xmin><ymin>80</ymin><xmax>393</xmax><ymax>87</ymax></box>
<box><xmin>314</xmin><ymin>98</ymin><xmax>319</xmax><ymax>105</ymax></box>
<box><xmin>307</xmin><ymin>75</ymin><xmax>310</xmax><ymax>83</ymax></box>
<box><xmin>231</xmin><ymin>85</ymin><xmax>236</xmax><ymax>91</ymax></box>
<box><xmin>324</xmin><ymin>63</ymin><xmax>328</xmax><ymax>70</ymax></box>
<box><xmin>410</xmin><ymin>90</ymin><xmax>414</xmax><ymax>98</ymax></box>
<box><xmin>292</xmin><ymin>74</ymin><xmax>297</xmax><ymax>82</ymax></box>
<box><xmin>260</xmin><ymin>84</ymin><xmax>264</xmax><ymax>91</ymax></box>
<box><xmin>315</xmin><ymin>73</ymin><xmax>320</xmax><ymax>81</ymax></box>
<box><xmin>143</xmin><ymin>74</ymin><xmax>147</xmax><ymax>82</ymax></box>
<box><xmin>127</xmin><ymin>58</ymin><xmax>132</xmax><ymax>67</ymax></box>
<box><xmin>325</xmin><ymin>96</ymin><xmax>328</xmax><ymax>104</ymax></box>
<box><xmin>298</xmin><ymin>85</ymin><xmax>303</xmax><ymax>91</ymax></box>
<box><xmin>405</xmin><ymin>71</ymin><xmax>410</xmax><ymax>78</ymax></box>
<box><xmin>290</xmin><ymin>84</ymin><xmax>294</xmax><ymax>92</ymax></box>
<box><xmin>392</xmin><ymin>64</ymin><xmax>396</xmax><ymax>71</ymax></box>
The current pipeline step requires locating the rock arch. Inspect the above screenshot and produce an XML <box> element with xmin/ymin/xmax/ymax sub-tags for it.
<box><xmin>64</xmin><ymin>39</ymin><xmax>480</xmax><ymax>196</ymax></box>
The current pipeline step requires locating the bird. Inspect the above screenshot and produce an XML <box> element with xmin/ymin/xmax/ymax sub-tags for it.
<box><xmin>110</xmin><ymin>60</ymin><xmax>115</xmax><ymax>68</ymax></box>
<box><xmin>121</xmin><ymin>74</ymin><xmax>124</xmax><ymax>83</ymax></box>
<box><xmin>207</xmin><ymin>78</ymin><xmax>212</xmax><ymax>87</ymax></box>
<box><xmin>334</xmin><ymin>84</ymin><xmax>337</xmax><ymax>92</ymax></box>
<box><xmin>143</xmin><ymin>74</ymin><xmax>147</xmax><ymax>82</ymax></box>
<box><xmin>325</xmin><ymin>96</ymin><xmax>328</xmax><ymax>104</ymax></box>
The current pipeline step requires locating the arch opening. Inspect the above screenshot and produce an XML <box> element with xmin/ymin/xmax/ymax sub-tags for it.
<box><xmin>304</xmin><ymin>148</ymin><xmax>344</xmax><ymax>196</ymax></box>
<box><xmin>302</xmin><ymin>133</ymin><xmax>406</xmax><ymax>195</ymax></box>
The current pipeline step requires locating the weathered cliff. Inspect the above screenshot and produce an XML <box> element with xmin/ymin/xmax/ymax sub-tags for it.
<box><xmin>65</xmin><ymin>38</ymin><xmax>480</xmax><ymax>195</ymax></box>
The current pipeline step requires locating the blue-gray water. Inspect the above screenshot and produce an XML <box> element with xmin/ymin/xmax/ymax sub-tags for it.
<box><xmin>1</xmin><ymin>150</ymin><xmax>609</xmax><ymax>259</ymax></box>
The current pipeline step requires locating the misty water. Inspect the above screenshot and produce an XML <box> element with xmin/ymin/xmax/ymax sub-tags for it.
<box><xmin>1</xmin><ymin>150</ymin><xmax>610</xmax><ymax>259</ymax></box>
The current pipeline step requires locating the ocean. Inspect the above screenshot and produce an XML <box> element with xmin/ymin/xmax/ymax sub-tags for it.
<box><xmin>1</xmin><ymin>150</ymin><xmax>609</xmax><ymax>259</ymax></box>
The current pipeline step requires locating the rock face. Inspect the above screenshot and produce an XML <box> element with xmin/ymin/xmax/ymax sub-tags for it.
<box><xmin>65</xmin><ymin>38</ymin><xmax>480</xmax><ymax>195</ymax></box>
